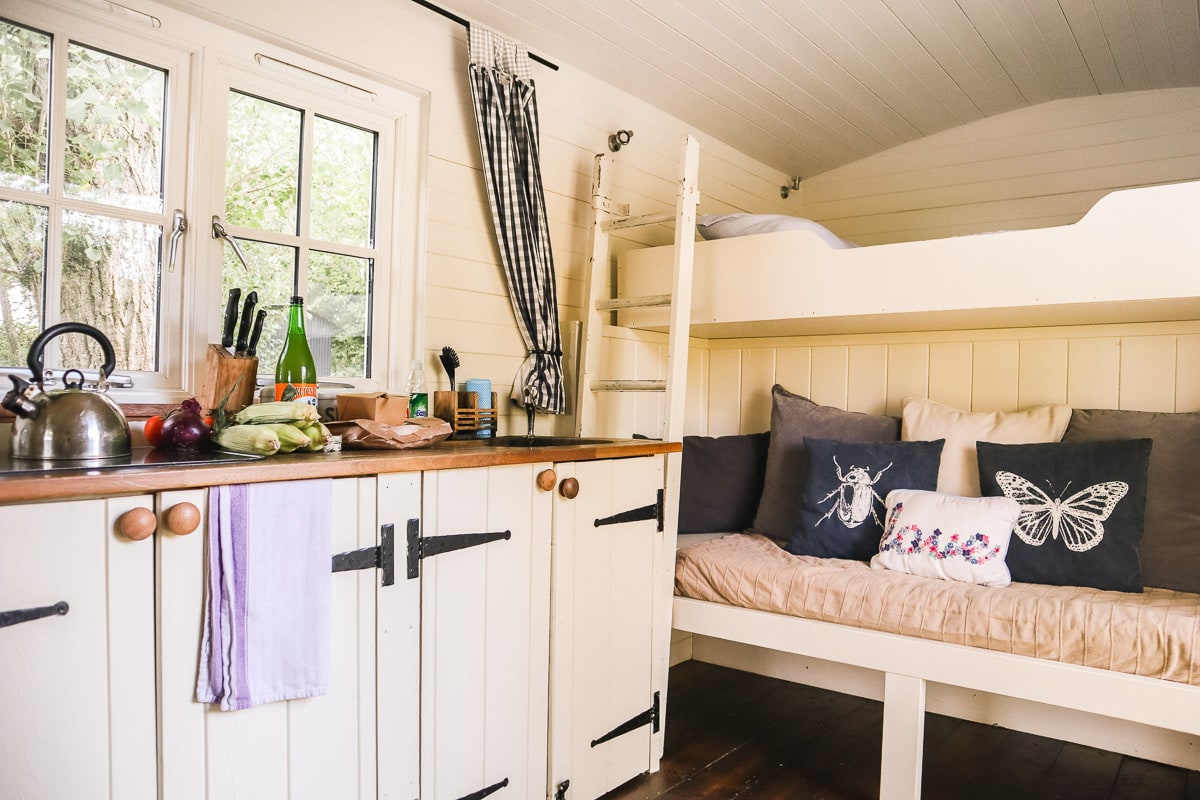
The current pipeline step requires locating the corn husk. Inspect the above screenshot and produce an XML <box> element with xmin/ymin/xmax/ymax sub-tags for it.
<box><xmin>213</xmin><ymin>424</ymin><xmax>282</xmax><ymax>455</ymax></box>
<box><xmin>263</xmin><ymin>423</ymin><xmax>312</xmax><ymax>453</ymax></box>
<box><xmin>233</xmin><ymin>401</ymin><xmax>319</xmax><ymax>426</ymax></box>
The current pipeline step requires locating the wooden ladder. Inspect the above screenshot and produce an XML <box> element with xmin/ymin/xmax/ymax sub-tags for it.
<box><xmin>575</xmin><ymin>134</ymin><xmax>700</xmax><ymax>443</ymax></box>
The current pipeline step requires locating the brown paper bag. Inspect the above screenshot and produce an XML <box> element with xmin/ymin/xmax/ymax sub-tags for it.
<box><xmin>327</xmin><ymin>417</ymin><xmax>452</xmax><ymax>450</ymax></box>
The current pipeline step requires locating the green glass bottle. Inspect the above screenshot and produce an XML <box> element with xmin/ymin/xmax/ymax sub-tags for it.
<box><xmin>274</xmin><ymin>295</ymin><xmax>318</xmax><ymax>406</ymax></box>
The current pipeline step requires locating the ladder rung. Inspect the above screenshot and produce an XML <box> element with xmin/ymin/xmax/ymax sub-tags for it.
<box><xmin>590</xmin><ymin>380</ymin><xmax>667</xmax><ymax>392</ymax></box>
<box><xmin>602</xmin><ymin>212</ymin><xmax>673</xmax><ymax>232</ymax></box>
<box><xmin>595</xmin><ymin>294</ymin><xmax>672</xmax><ymax>311</ymax></box>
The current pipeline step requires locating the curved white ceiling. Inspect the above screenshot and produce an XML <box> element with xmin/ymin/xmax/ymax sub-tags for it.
<box><xmin>435</xmin><ymin>0</ymin><xmax>1200</xmax><ymax>178</ymax></box>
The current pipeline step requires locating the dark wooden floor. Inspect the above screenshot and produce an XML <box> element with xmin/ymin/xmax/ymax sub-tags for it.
<box><xmin>602</xmin><ymin>660</ymin><xmax>1200</xmax><ymax>800</ymax></box>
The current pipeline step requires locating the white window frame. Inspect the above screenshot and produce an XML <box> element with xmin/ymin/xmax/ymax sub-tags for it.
<box><xmin>6</xmin><ymin>0</ymin><xmax>427</xmax><ymax>402</ymax></box>
<box><xmin>1</xmin><ymin>0</ymin><xmax>194</xmax><ymax>399</ymax></box>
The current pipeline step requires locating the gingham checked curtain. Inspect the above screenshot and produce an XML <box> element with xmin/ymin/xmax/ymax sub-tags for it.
<box><xmin>467</xmin><ymin>25</ymin><xmax>565</xmax><ymax>414</ymax></box>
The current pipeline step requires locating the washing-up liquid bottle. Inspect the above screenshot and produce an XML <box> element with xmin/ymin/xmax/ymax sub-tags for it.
<box><xmin>405</xmin><ymin>359</ymin><xmax>428</xmax><ymax>417</ymax></box>
<box><xmin>275</xmin><ymin>296</ymin><xmax>318</xmax><ymax>406</ymax></box>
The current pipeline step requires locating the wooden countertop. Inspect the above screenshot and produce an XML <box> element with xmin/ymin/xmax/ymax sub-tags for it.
<box><xmin>0</xmin><ymin>438</ymin><xmax>680</xmax><ymax>504</ymax></box>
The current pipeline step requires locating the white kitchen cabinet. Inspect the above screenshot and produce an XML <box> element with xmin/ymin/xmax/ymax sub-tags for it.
<box><xmin>548</xmin><ymin>455</ymin><xmax>667</xmax><ymax>800</ymax></box>
<box><xmin>418</xmin><ymin>463</ymin><xmax>552</xmax><ymax>800</ymax></box>
<box><xmin>157</xmin><ymin>475</ymin><xmax>422</xmax><ymax>800</ymax></box>
<box><xmin>0</xmin><ymin>494</ymin><xmax>159</xmax><ymax>800</ymax></box>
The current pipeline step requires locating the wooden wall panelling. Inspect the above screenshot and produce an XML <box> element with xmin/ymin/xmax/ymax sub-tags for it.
<box><xmin>969</xmin><ymin>340</ymin><xmax>1020</xmax><ymax>411</ymax></box>
<box><xmin>775</xmin><ymin>347</ymin><xmax>813</xmax><ymax>400</ymax></box>
<box><xmin>1176</xmin><ymin>334</ymin><xmax>1200</xmax><ymax>412</ymax></box>
<box><xmin>739</xmin><ymin>348</ymin><xmax>777</xmax><ymax>434</ymax></box>
<box><xmin>1119</xmin><ymin>336</ymin><xmax>1178</xmax><ymax>412</ymax></box>
<box><xmin>810</xmin><ymin>346</ymin><xmax>850</xmax><ymax>409</ymax></box>
<box><xmin>683</xmin><ymin>344</ymin><xmax>710</xmax><ymax>436</ymax></box>
<box><xmin>847</xmin><ymin>345</ymin><xmax>888</xmax><ymax>414</ymax></box>
<box><xmin>1066</xmin><ymin>338</ymin><xmax>1121</xmax><ymax>409</ymax></box>
<box><xmin>884</xmin><ymin>343</ymin><xmax>929</xmax><ymax>416</ymax></box>
<box><xmin>707</xmin><ymin>349</ymin><xmax>743</xmax><ymax>436</ymax></box>
<box><xmin>1017</xmin><ymin>339</ymin><xmax>1069</xmax><ymax>407</ymax></box>
<box><xmin>927</xmin><ymin>341</ymin><xmax>973</xmax><ymax>410</ymax></box>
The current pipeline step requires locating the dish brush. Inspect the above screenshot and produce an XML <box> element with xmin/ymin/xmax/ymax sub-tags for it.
<box><xmin>439</xmin><ymin>346</ymin><xmax>460</xmax><ymax>388</ymax></box>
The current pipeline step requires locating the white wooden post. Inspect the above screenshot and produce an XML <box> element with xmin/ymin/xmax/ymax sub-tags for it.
<box><xmin>880</xmin><ymin>672</ymin><xmax>926</xmax><ymax>800</ymax></box>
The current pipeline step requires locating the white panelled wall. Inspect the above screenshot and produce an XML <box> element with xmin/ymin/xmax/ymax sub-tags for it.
<box><xmin>593</xmin><ymin>321</ymin><xmax>1200</xmax><ymax>439</ymax></box>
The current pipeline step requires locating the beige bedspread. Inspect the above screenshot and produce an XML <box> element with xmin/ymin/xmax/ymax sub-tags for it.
<box><xmin>675</xmin><ymin>534</ymin><xmax>1200</xmax><ymax>686</ymax></box>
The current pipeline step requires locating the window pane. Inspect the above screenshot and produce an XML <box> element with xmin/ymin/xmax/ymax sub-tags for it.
<box><xmin>308</xmin><ymin>251</ymin><xmax>371</xmax><ymax>378</ymax></box>
<box><xmin>311</xmin><ymin>116</ymin><xmax>375</xmax><ymax>247</ymax></box>
<box><xmin>220</xmin><ymin>239</ymin><xmax>296</xmax><ymax>369</ymax></box>
<box><xmin>0</xmin><ymin>200</ymin><xmax>47</xmax><ymax>366</ymax></box>
<box><xmin>0</xmin><ymin>22</ymin><xmax>51</xmax><ymax>193</ymax></box>
<box><xmin>60</xmin><ymin>210</ymin><xmax>160</xmax><ymax>371</ymax></box>
<box><xmin>64</xmin><ymin>43</ymin><xmax>165</xmax><ymax>213</ymax></box>
<box><xmin>225</xmin><ymin>91</ymin><xmax>300</xmax><ymax>235</ymax></box>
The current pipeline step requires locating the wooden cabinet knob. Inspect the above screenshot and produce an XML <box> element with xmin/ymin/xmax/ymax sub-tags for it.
<box><xmin>117</xmin><ymin>507</ymin><xmax>156</xmax><ymax>541</ymax></box>
<box><xmin>536</xmin><ymin>469</ymin><xmax>557</xmax><ymax>491</ymax></box>
<box><xmin>165</xmin><ymin>502</ymin><xmax>201</xmax><ymax>535</ymax></box>
<box><xmin>559</xmin><ymin>477</ymin><xmax>580</xmax><ymax>499</ymax></box>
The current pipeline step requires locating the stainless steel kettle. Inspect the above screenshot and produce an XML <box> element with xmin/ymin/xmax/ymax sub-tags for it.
<box><xmin>2</xmin><ymin>323</ymin><xmax>131</xmax><ymax>460</ymax></box>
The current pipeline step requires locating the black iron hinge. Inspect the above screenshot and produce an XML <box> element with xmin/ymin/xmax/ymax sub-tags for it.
<box><xmin>455</xmin><ymin>777</ymin><xmax>508</xmax><ymax>800</ymax></box>
<box><xmin>554</xmin><ymin>779</ymin><xmax>570</xmax><ymax>800</ymax></box>
<box><xmin>331</xmin><ymin>522</ymin><xmax>400</xmax><ymax>586</ymax></box>
<box><xmin>0</xmin><ymin>600</ymin><xmax>69</xmax><ymax>629</ymax></box>
<box><xmin>594</xmin><ymin>488</ymin><xmax>664</xmax><ymax>532</ymax></box>
<box><xmin>407</xmin><ymin>520</ymin><xmax>511</xmax><ymax>580</ymax></box>
<box><xmin>591</xmin><ymin>691</ymin><xmax>660</xmax><ymax>747</ymax></box>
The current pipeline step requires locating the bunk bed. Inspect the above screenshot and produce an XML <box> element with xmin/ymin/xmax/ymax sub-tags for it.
<box><xmin>610</xmin><ymin>177</ymin><xmax>1200</xmax><ymax>800</ymax></box>
<box><xmin>618</xmin><ymin>179</ymin><xmax>1200</xmax><ymax>338</ymax></box>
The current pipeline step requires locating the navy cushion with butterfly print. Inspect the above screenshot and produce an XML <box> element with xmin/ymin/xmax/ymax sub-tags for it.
<box><xmin>788</xmin><ymin>437</ymin><xmax>944</xmax><ymax>560</ymax></box>
<box><xmin>977</xmin><ymin>439</ymin><xmax>1153</xmax><ymax>593</ymax></box>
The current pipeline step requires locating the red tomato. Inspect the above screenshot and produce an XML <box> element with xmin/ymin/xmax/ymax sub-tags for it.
<box><xmin>144</xmin><ymin>414</ymin><xmax>166</xmax><ymax>447</ymax></box>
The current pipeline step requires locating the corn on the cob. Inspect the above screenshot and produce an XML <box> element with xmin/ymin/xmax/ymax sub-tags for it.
<box><xmin>232</xmin><ymin>401</ymin><xmax>319</xmax><ymax>426</ymax></box>
<box><xmin>263</xmin><ymin>423</ymin><xmax>312</xmax><ymax>453</ymax></box>
<box><xmin>297</xmin><ymin>422</ymin><xmax>330</xmax><ymax>451</ymax></box>
<box><xmin>214</xmin><ymin>424</ymin><xmax>282</xmax><ymax>455</ymax></box>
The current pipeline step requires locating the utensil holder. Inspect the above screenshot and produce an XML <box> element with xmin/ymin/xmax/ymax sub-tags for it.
<box><xmin>198</xmin><ymin>344</ymin><xmax>258</xmax><ymax>414</ymax></box>
<box><xmin>433</xmin><ymin>390</ymin><xmax>498</xmax><ymax>438</ymax></box>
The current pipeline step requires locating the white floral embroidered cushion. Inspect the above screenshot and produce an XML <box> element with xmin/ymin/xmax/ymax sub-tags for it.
<box><xmin>870</xmin><ymin>489</ymin><xmax>1020</xmax><ymax>587</ymax></box>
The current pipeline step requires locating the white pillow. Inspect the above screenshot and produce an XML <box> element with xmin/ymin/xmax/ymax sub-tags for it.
<box><xmin>901</xmin><ymin>398</ymin><xmax>1071</xmax><ymax>496</ymax></box>
<box><xmin>870</xmin><ymin>489</ymin><xmax>1019</xmax><ymax>587</ymax></box>
<box><xmin>696</xmin><ymin>213</ymin><xmax>856</xmax><ymax>249</ymax></box>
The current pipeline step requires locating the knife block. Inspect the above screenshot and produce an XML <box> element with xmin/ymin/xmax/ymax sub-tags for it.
<box><xmin>198</xmin><ymin>344</ymin><xmax>258</xmax><ymax>414</ymax></box>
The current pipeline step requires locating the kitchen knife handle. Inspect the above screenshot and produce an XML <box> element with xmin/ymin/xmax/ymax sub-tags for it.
<box><xmin>246</xmin><ymin>309</ymin><xmax>268</xmax><ymax>357</ymax></box>
<box><xmin>222</xmin><ymin>288</ymin><xmax>241</xmax><ymax>349</ymax></box>
<box><xmin>234</xmin><ymin>291</ymin><xmax>257</xmax><ymax>355</ymax></box>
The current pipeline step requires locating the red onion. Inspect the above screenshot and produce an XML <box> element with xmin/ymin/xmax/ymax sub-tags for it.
<box><xmin>160</xmin><ymin>398</ymin><xmax>212</xmax><ymax>449</ymax></box>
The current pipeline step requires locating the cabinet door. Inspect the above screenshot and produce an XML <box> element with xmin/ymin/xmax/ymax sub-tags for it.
<box><xmin>159</xmin><ymin>476</ymin><xmax>420</xmax><ymax>800</ymax></box>
<box><xmin>0</xmin><ymin>495</ymin><xmax>157</xmax><ymax>800</ymax></box>
<box><xmin>549</xmin><ymin>455</ymin><xmax>665</xmax><ymax>800</ymax></box>
<box><xmin>419</xmin><ymin>463</ymin><xmax>552</xmax><ymax>800</ymax></box>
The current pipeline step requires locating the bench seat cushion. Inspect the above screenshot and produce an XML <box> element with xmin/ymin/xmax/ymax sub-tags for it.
<box><xmin>675</xmin><ymin>533</ymin><xmax>1200</xmax><ymax>686</ymax></box>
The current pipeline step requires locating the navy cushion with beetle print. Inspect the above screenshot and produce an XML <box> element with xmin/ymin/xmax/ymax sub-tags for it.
<box><xmin>787</xmin><ymin>437</ymin><xmax>944</xmax><ymax>560</ymax></box>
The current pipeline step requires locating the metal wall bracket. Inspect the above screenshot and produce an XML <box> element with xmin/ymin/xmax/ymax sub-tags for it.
<box><xmin>590</xmin><ymin>691</ymin><xmax>660</xmax><ymax>747</ymax></box>
<box><xmin>331</xmin><ymin>522</ymin><xmax>398</xmax><ymax>586</ymax></box>
<box><xmin>594</xmin><ymin>488</ymin><xmax>664</xmax><ymax>532</ymax></box>
<box><xmin>0</xmin><ymin>600</ymin><xmax>69</xmax><ymax>629</ymax></box>
<box><xmin>407</xmin><ymin>521</ymin><xmax>512</xmax><ymax>580</ymax></box>
<box><xmin>455</xmin><ymin>777</ymin><xmax>509</xmax><ymax>800</ymax></box>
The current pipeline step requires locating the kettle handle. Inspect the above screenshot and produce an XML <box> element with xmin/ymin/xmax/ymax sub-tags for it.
<box><xmin>26</xmin><ymin>323</ymin><xmax>117</xmax><ymax>386</ymax></box>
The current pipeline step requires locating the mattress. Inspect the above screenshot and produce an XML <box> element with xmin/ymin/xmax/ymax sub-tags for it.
<box><xmin>675</xmin><ymin>533</ymin><xmax>1200</xmax><ymax>687</ymax></box>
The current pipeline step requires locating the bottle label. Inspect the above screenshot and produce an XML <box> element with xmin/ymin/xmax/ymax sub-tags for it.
<box><xmin>409</xmin><ymin>392</ymin><xmax>428</xmax><ymax>417</ymax></box>
<box><xmin>276</xmin><ymin>382</ymin><xmax>318</xmax><ymax>407</ymax></box>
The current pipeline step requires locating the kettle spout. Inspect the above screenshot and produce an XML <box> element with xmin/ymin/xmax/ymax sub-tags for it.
<box><xmin>2</xmin><ymin>374</ymin><xmax>41</xmax><ymax>419</ymax></box>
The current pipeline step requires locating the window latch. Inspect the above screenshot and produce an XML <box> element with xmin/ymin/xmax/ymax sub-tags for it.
<box><xmin>167</xmin><ymin>209</ymin><xmax>187</xmax><ymax>272</ymax></box>
<box><xmin>211</xmin><ymin>215</ymin><xmax>250</xmax><ymax>270</ymax></box>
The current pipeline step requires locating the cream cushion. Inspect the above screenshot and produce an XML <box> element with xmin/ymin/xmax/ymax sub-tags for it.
<box><xmin>900</xmin><ymin>397</ymin><xmax>1071</xmax><ymax>496</ymax></box>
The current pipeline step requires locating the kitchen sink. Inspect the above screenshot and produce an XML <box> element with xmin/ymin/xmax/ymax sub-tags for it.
<box><xmin>485</xmin><ymin>435</ymin><xmax>621</xmax><ymax>448</ymax></box>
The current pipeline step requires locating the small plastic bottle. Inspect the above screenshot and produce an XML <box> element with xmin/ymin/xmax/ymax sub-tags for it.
<box><xmin>405</xmin><ymin>359</ymin><xmax>428</xmax><ymax>417</ymax></box>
